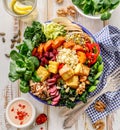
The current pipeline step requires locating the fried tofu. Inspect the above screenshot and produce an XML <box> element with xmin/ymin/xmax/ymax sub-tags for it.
<box><xmin>59</xmin><ymin>64</ymin><xmax>74</xmax><ymax>81</ymax></box>
<box><xmin>74</xmin><ymin>63</ymin><xmax>83</xmax><ymax>75</ymax></box>
<box><xmin>74</xmin><ymin>63</ymin><xmax>90</xmax><ymax>76</ymax></box>
<box><xmin>81</xmin><ymin>65</ymin><xmax>90</xmax><ymax>76</ymax></box>
<box><xmin>66</xmin><ymin>76</ymin><xmax>79</xmax><ymax>89</ymax></box>
<box><xmin>37</xmin><ymin>66</ymin><xmax>50</xmax><ymax>81</ymax></box>
<box><xmin>48</xmin><ymin>61</ymin><xmax>59</xmax><ymax>74</ymax></box>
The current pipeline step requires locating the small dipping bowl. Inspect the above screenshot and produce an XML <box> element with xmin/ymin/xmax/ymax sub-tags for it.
<box><xmin>6</xmin><ymin>97</ymin><xmax>36</xmax><ymax>128</ymax></box>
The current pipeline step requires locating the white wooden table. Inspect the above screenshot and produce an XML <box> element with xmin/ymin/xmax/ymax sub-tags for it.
<box><xmin>0</xmin><ymin>0</ymin><xmax>120</xmax><ymax>130</ymax></box>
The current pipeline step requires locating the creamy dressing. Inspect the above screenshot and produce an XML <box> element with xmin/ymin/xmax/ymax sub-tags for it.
<box><xmin>8</xmin><ymin>100</ymin><xmax>32</xmax><ymax>125</ymax></box>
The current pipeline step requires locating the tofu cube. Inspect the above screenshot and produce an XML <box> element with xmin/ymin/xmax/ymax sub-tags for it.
<box><xmin>80</xmin><ymin>65</ymin><xmax>90</xmax><ymax>76</ymax></box>
<box><xmin>37</xmin><ymin>66</ymin><xmax>50</xmax><ymax>81</ymax></box>
<box><xmin>74</xmin><ymin>63</ymin><xmax>90</xmax><ymax>76</ymax></box>
<box><xmin>48</xmin><ymin>61</ymin><xmax>59</xmax><ymax>74</ymax></box>
<box><xmin>66</xmin><ymin>76</ymin><xmax>79</xmax><ymax>89</ymax></box>
<box><xmin>74</xmin><ymin>63</ymin><xmax>82</xmax><ymax>75</ymax></box>
<box><xmin>59</xmin><ymin>64</ymin><xmax>74</xmax><ymax>81</ymax></box>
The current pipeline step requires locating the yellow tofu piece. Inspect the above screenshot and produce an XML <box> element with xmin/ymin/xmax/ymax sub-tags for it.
<box><xmin>74</xmin><ymin>63</ymin><xmax>90</xmax><ymax>76</ymax></box>
<box><xmin>59</xmin><ymin>64</ymin><xmax>74</xmax><ymax>81</ymax></box>
<box><xmin>74</xmin><ymin>63</ymin><xmax>82</xmax><ymax>75</ymax></box>
<box><xmin>48</xmin><ymin>61</ymin><xmax>59</xmax><ymax>74</ymax></box>
<box><xmin>82</xmin><ymin>65</ymin><xmax>90</xmax><ymax>76</ymax></box>
<box><xmin>37</xmin><ymin>66</ymin><xmax>50</xmax><ymax>81</ymax></box>
<box><xmin>66</xmin><ymin>76</ymin><xmax>79</xmax><ymax>89</ymax></box>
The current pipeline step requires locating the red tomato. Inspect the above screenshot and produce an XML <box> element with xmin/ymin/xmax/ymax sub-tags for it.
<box><xmin>36</xmin><ymin>113</ymin><xmax>47</xmax><ymax>125</ymax></box>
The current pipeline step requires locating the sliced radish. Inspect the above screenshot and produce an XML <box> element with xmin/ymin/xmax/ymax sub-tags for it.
<box><xmin>50</xmin><ymin>90</ymin><xmax>57</xmax><ymax>96</ymax></box>
<box><xmin>49</xmin><ymin>86</ymin><xmax>57</xmax><ymax>93</ymax></box>
<box><xmin>53</xmin><ymin>94</ymin><xmax>60</xmax><ymax>102</ymax></box>
<box><xmin>52</xmin><ymin>101</ymin><xmax>58</xmax><ymax>105</ymax></box>
<box><xmin>47</xmin><ymin>82</ymin><xmax>55</xmax><ymax>86</ymax></box>
<box><xmin>54</xmin><ymin>91</ymin><xmax>59</xmax><ymax>97</ymax></box>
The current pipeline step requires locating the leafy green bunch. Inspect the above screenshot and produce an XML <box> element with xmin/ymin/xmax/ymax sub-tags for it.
<box><xmin>9</xmin><ymin>21</ymin><xmax>46</xmax><ymax>93</ymax></box>
<box><xmin>72</xmin><ymin>0</ymin><xmax>120</xmax><ymax>20</ymax></box>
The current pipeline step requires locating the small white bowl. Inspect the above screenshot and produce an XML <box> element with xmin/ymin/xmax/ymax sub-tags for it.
<box><xmin>6</xmin><ymin>97</ymin><xmax>36</xmax><ymax>128</ymax></box>
<box><xmin>74</xmin><ymin>5</ymin><xmax>114</xmax><ymax>20</ymax></box>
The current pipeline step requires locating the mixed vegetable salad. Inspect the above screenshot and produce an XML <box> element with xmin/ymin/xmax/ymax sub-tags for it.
<box><xmin>72</xmin><ymin>0</ymin><xmax>120</xmax><ymax>20</ymax></box>
<box><xmin>9</xmin><ymin>18</ymin><xmax>103</xmax><ymax>108</ymax></box>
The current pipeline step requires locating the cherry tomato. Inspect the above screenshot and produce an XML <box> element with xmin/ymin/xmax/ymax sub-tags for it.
<box><xmin>36</xmin><ymin>113</ymin><xmax>47</xmax><ymax>125</ymax></box>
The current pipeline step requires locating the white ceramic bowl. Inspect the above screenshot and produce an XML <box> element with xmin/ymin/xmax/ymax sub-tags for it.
<box><xmin>74</xmin><ymin>5</ymin><xmax>114</xmax><ymax>20</ymax></box>
<box><xmin>6</xmin><ymin>97</ymin><xmax>36</xmax><ymax>128</ymax></box>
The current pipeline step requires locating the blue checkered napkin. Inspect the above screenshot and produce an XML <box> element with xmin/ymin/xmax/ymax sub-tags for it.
<box><xmin>86</xmin><ymin>25</ymin><xmax>120</xmax><ymax>123</ymax></box>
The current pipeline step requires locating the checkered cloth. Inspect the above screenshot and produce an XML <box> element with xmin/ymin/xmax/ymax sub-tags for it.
<box><xmin>86</xmin><ymin>25</ymin><xmax>120</xmax><ymax>123</ymax></box>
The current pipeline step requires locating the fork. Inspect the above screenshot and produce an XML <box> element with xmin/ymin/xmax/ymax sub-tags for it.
<box><xmin>63</xmin><ymin>67</ymin><xmax>120</xmax><ymax>129</ymax></box>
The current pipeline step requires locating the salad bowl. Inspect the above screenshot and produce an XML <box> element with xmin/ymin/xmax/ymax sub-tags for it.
<box><xmin>72</xmin><ymin>0</ymin><xmax>120</xmax><ymax>20</ymax></box>
<box><xmin>8</xmin><ymin>17</ymin><xmax>103</xmax><ymax>108</ymax></box>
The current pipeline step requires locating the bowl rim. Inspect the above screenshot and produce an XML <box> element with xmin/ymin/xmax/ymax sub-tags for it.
<box><xmin>29</xmin><ymin>21</ymin><xmax>98</xmax><ymax>106</ymax></box>
<box><xmin>74</xmin><ymin>5</ymin><xmax>114</xmax><ymax>19</ymax></box>
<box><xmin>6</xmin><ymin>97</ymin><xmax>36</xmax><ymax>128</ymax></box>
<box><xmin>2</xmin><ymin>0</ymin><xmax>37</xmax><ymax>18</ymax></box>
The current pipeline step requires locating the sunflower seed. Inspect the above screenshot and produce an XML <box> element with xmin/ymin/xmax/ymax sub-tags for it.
<box><xmin>10</xmin><ymin>43</ymin><xmax>15</xmax><ymax>49</ymax></box>
<box><xmin>0</xmin><ymin>32</ymin><xmax>6</xmax><ymax>36</ymax></box>
<box><xmin>13</xmin><ymin>33</ymin><xmax>19</xmax><ymax>39</ymax></box>
<box><xmin>2</xmin><ymin>37</ymin><xmax>5</xmax><ymax>43</ymax></box>
<box><xmin>5</xmin><ymin>54</ymin><xmax>10</xmax><ymax>58</ymax></box>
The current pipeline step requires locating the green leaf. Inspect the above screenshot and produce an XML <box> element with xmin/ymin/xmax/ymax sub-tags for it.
<box><xmin>94</xmin><ymin>71</ymin><xmax>103</xmax><ymax>79</ymax></box>
<box><xmin>101</xmin><ymin>12</ymin><xmax>111</xmax><ymax>20</ymax></box>
<box><xmin>9</xmin><ymin>61</ymin><xmax>21</xmax><ymax>82</ymax></box>
<box><xmin>19</xmin><ymin>80</ymin><xmax>30</xmax><ymax>93</ymax></box>
<box><xmin>98</xmin><ymin>62</ymin><xmax>104</xmax><ymax>72</ymax></box>
<box><xmin>88</xmin><ymin>85</ymin><xmax>97</xmax><ymax>92</ymax></box>
<box><xmin>16</xmin><ymin>67</ymin><xmax>26</xmax><ymax>73</ymax></box>
<box><xmin>10</xmin><ymin>50</ymin><xmax>23</xmax><ymax>61</ymax></box>
<box><xmin>24</xmin><ymin>70</ymin><xmax>32</xmax><ymax>81</ymax></box>
<box><xmin>25</xmin><ymin>59</ymin><xmax>35</xmax><ymax>72</ymax></box>
<box><xmin>28</xmin><ymin>56</ymin><xmax>39</xmax><ymax>68</ymax></box>
<box><xmin>32</xmin><ymin>74</ymin><xmax>41</xmax><ymax>82</ymax></box>
<box><xmin>23</xmin><ymin>39</ymin><xmax>34</xmax><ymax>51</ymax></box>
<box><xmin>24</xmin><ymin>21</ymin><xmax>46</xmax><ymax>47</ymax></box>
<box><xmin>80</xmin><ymin>91</ymin><xmax>88</xmax><ymax>103</ymax></box>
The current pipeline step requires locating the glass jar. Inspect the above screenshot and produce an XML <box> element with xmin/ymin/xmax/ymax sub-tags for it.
<box><xmin>2</xmin><ymin>0</ymin><xmax>38</xmax><ymax>23</ymax></box>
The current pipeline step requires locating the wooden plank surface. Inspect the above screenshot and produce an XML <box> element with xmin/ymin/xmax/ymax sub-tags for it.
<box><xmin>0</xmin><ymin>0</ymin><xmax>120</xmax><ymax>130</ymax></box>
